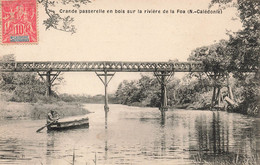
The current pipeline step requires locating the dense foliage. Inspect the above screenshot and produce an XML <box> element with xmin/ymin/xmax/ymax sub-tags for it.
<box><xmin>227</xmin><ymin>0</ymin><xmax>259</xmax><ymax>116</ymax></box>
<box><xmin>209</xmin><ymin>0</ymin><xmax>259</xmax><ymax>116</ymax></box>
<box><xmin>0</xmin><ymin>55</ymin><xmax>45</xmax><ymax>102</ymax></box>
<box><xmin>115</xmin><ymin>75</ymin><xmax>161</xmax><ymax>107</ymax></box>
<box><xmin>0</xmin><ymin>72</ymin><xmax>47</xmax><ymax>102</ymax></box>
<box><xmin>0</xmin><ymin>55</ymin><xmax>61</xmax><ymax>102</ymax></box>
<box><xmin>114</xmin><ymin>74</ymin><xmax>213</xmax><ymax>109</ymax></box>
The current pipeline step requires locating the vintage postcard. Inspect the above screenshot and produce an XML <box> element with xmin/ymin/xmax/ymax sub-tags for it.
<box><xmin>0</xmin><ymin>0</ymin><xmax>259</xmax><ymax>165</ymax></box>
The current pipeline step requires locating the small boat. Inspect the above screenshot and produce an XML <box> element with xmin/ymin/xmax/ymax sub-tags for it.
<box><xmin>47</xmin><ymin>115</ymin><xmax>89</xmax><ymax>131</ymax></box>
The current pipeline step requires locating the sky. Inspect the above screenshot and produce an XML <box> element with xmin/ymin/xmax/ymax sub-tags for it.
<box><xmin>0</xmin><ymin>0</ymin><xmax>242</xmax><ymax>95</ymax></box>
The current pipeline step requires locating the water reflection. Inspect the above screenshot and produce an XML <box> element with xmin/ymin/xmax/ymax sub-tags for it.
<box><xmin>194</xmin><ymin>112</ymin><xmax>228</xmax><ymax>155</ymax></box>
<box><xmin>104</xmin><ymin>127</ymin><xmax>108</xmax><ymax>160</ymax></box>
<box><xmin>0</xmin><ymin>138</ymin><xmax>29</xmax><ymax>163</ymax></box>
<box><xmin>46</xmin><ymin>132</ymin><xmax>55</xmax><ymax>165</ymax></box>
<box><xmin>192</xmin><ymin>111</ymin><xmax>258</xmax><ymax>163</ymax></box>
<box><xmin>105</xmin><ymin>110</ymin><xmax>108</xmax><ymax>161</ymax></box>
<box><xmin>0</xmin><ymin>104</ymin><xmax>258</xmax><ymax>165</ymax></box>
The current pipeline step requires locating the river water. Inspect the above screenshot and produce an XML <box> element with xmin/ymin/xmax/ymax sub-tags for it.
<box><xmin>0</xmin><ymin>104</ymin><xmax>259</xmax><ymax>165</ymax></box>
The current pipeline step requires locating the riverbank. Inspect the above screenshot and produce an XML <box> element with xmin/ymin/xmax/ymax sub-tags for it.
<box><xmin>0</xmin><ymin>101</ymin><xmax>90</xmax><ymax>120</ymax></box>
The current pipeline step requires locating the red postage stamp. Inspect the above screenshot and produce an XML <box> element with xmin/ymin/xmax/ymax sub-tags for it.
<box><xmin>1</xmin><ymin>0</ymin><xmax>37</xmax><ymax>44</ymax></box>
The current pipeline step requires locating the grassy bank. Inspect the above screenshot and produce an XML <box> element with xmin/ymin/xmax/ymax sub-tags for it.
<box><xmin>0</xmin><ymin>101</ymin><xmax>90</xmax><ymax>120</ymax></box>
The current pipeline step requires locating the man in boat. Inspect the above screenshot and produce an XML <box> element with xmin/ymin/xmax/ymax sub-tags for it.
<box><xmin>47</xmin><ymin>110</ymin><xmax>60</xmax><ymax>124</ymax></box>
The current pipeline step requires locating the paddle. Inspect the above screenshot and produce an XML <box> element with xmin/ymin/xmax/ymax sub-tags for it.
<box><xmin>36</xmin><ymin>119</ymin><xmax>58</xmax><ymax>133</ymax></box>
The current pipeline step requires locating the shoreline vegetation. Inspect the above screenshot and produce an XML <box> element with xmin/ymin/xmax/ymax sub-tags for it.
<box><xmin>0</xmin><ymin>66</ymin><xmax>258</xmax><ymax>119</ymax></box>
<box><xmin>113</xmin><ymin>74</ymin><xmax>259</xmax><ymax>117</ymax></box>
<box><xmin>0</xmin><ymin>100</ymin><xmax>90</xmax><ymax>120</ymax></box>
<box><xmin>0</xmin><ymin>92</ymin><xmax>257</xmax><ymax>120</ymax></box>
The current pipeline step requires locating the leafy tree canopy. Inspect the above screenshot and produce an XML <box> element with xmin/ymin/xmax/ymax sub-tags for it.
<box><xmin>210</xmin><ymin>0</ymin><xmax>259</xmax><ymax>72</ymax></box>
<box><xmin>188</xmin><ymin>40</ymin><xmax>231</xmax><ymax>73</ymax></box>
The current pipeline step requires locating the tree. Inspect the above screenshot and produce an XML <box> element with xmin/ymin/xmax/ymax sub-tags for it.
<box><xmin>11</xmin><ymin>73</ymin><xmax>46</xmax><ymax>102</ymax></box>
<box><xmin>210</xmin><ymin>0</ymin><xmax>259</xmax><ymax>72</ymax></box>
<box><xmin>0</xmin><ymin>54</ymin><xmax>18</xmax><ymax>92</ymax></box>
<box><xmin>115</xmin><ymin>75</ymin><xmax>161</xmax><ymax>107</ymax></box>
<box><xmin>38</xmin><ymin>0</ymin><xmax>92</xmax><ymax>33</ymax></box>
<box><xmin>0</xmin><ymin>54</ymin><xmax>64</xmax><ymax>102</ymax></box>
<box><xmin>187</xmin><ymin>0</ymin><xmax>260</xmax><ymax>115</ymax></box>
<box><xmin>188</xmin><ymin>40</ymin><xmax>233</xmax><ymax>109</ymax></box>
<box><xmin>188</xmin><ymin>40</ymin><xmax>231</xmax><ymax>73</ymax></box>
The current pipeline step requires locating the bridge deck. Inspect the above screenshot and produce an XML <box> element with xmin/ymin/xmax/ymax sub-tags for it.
<box><xmin>0</xmin><ymin>61</ymin><xmax>205</xmax><ymax>72</ymax></box>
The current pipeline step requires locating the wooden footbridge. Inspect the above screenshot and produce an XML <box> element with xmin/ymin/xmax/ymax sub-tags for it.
<box><xmin>0</xmin><ymin>61</ymin><xmax>257</xmax><ymax>120</ymax></box>
<box><xmin>0</xmin><ymin>61</ymin><xmax>204</xmax><ymax>72</ymax></box>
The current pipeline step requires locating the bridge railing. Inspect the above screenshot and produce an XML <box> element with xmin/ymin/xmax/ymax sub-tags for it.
<box><xmin>0</xmin><ymin>61</ymin><xmax>205</xmax><ymax>72</ymax></box>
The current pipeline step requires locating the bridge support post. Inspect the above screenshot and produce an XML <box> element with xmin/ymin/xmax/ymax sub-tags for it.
<box><xmin>226</xmin><ymin>74</ymin><xmax>234</xmax><ymax>101</ymax></box>
<box><xmin>96</xmin><ymin>71</ymin><xmax>115</xmax><ymax>114</ymax></box>
<box><xmin>46</xmin><ymin>71</ymin><xmax>51</xmax><ymax>96</ymax></box>
<box><xmin>154</xmin><ymin>71</ymin><xmax>174</xmax><ymax>120</ymax></box>
<box><xmin>206</xmin><ymin>72</ymin><xmax>232</xmax><ymax>110</ymax></box>
<box><xmin>37</xmin><ymin>71</ymin><xmax>61</xmax><ymax>96</ymax></box>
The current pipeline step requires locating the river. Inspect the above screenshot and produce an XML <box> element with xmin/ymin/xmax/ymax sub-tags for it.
<box><xmin>0</xmin><ymin>104</ymin><xmax>259</xmax><ymax>165</ymax></box>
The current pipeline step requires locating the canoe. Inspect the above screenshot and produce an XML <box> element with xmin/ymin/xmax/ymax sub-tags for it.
<box><xmin>47</xmin><ymin>115</ymin><xmax>89</xmax><ymax>131</ymax></box>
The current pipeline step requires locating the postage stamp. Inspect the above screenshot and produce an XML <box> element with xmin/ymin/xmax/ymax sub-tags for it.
<box><xmin>1</xmin><ymin>0</ymin><xmax>37</xmax><ymax>44</ymax></box>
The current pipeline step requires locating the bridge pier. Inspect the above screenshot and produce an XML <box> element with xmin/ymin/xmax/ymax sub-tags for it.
<box><xmin>207</xmin><ymin>72</ymin><xmax>224</xmax><ymax>110</ymax></box>
<box><xmin>96</xmin><ymin>71</ymin><xmax>115</xmax><ymax>123</ymax></box>
<box><xmin>37</xmin><ymin>71</ymin><xmax>61</xmax><ymax>96</ymax></box>
<box><xmin>206</xmin><ymin>72</ymin><xmax>235</xmax><ymax>110</ymax></box>
<box><xmin>154</xmin><ymin>71</ymin><xmax>174</xmax><ymax>120</ymax></box>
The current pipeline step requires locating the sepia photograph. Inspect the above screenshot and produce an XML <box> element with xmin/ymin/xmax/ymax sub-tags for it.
<box><xmin>0</xmin><ymin>0</ymin><xmax>259</xmax><ymax>164</ymax></box>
